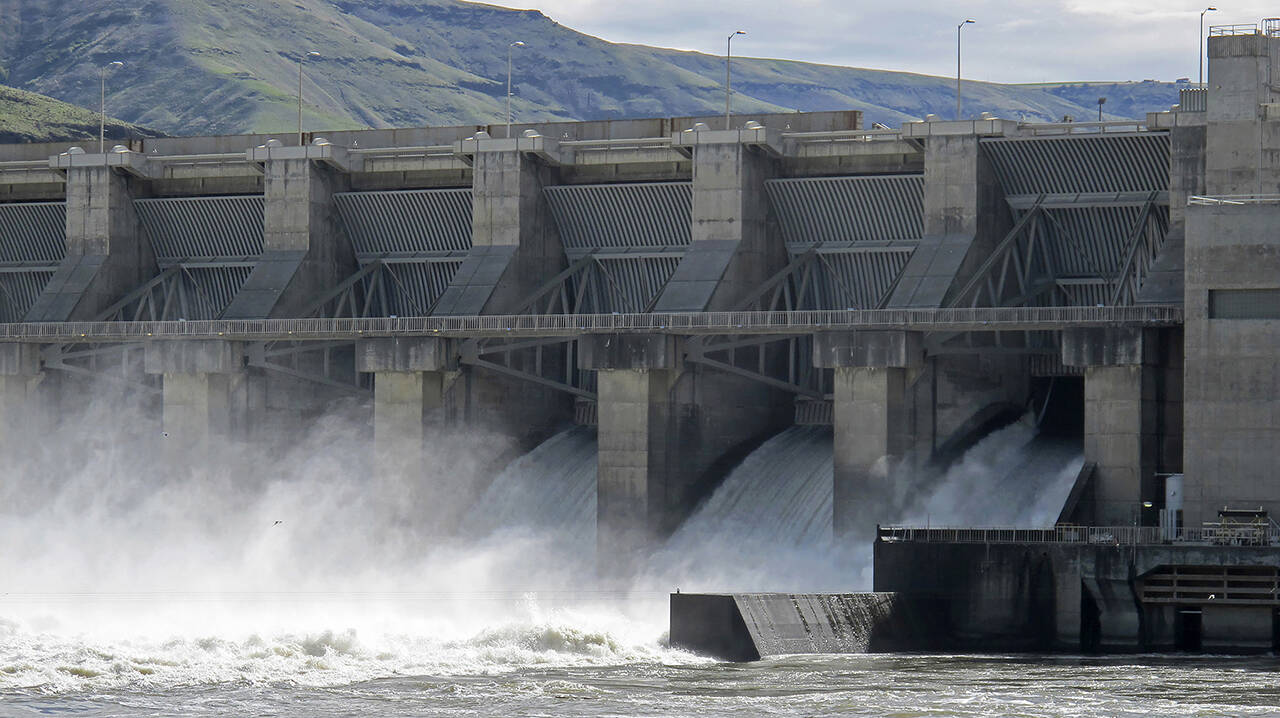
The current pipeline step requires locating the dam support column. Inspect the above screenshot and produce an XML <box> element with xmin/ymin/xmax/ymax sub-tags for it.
<box><xmin>0</xmin><ymin>344</ymin><xmax>42</xmax><ymax>455</ymax></box>
<box><xmin>659</xmin><ymin>124</ymin><xmax>786</xmax><ymax>312</ymax></box>
<box><xmin>432</xmin><ymin>134</ymin><xmax>571</xmax><ymax>444</ymax></box>
<box><xmin>28</xmin><ymin>153</ymin><xmax>157</xmax><ymax>320</ymax></box>
<box><xmin>225</xmin><ymin>143</ymin><xmax>356</xmax><ymax>319</ymax></box>
<box><xmin>356</xmin><ymin>337</ymin><xmax>456</xmax><ymax>478</ymax></box>
<box><xmin>580</xmin><ymin>334</ymin><xmax>681</xmax><ymax>576</ymax></box>
<box><xmin>816</xmin><ymin>330</ymin><xmax>923</xmax><ymax>539</ymax></box>
<box><xmin>144</xmin><ymin>340</ymin><xmax>245</xmax><ymax>458</ymax></box>
<box><xmin>1062</xmin><ymin>327</ymin><xmax>1157</xmax><ymax>526</ymax></box>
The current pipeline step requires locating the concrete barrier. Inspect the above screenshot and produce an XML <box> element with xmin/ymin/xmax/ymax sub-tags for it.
<box><xmin>670</xmin><ymin>592</ymin><xmax>942</xmax><ymax>661</ymax></box>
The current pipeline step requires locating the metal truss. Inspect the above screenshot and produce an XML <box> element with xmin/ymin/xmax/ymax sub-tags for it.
<box><xmin>948</xmin><ymin>191</ymin><xmax>1167</xmax><ymax>310</ymax></box>
<box><xmin>245</xmin><ymin>340</ymin><xmax>370</xmax><ymax>395</ymax></box>
<box><xmin>94</xmin><ymin>263</ymin><xmax>253</xmax><ymax>322</ymax></box>
<box><xmin>298</xmin><ymin>260</ymin><xmax>391</xmax><ymax>319</ymax></box>
<box><xmin>455</xmin><ymin>255</ymin><xmax>602</xmax><ymax>402</ymax></box>
<box><xmin>1109</xmin><ymin>191</ymin><xmax>1168</xmax><ymax>306</ymax></box>
<box><xmin>40</xmin><ymin>343</ymin><xmax>160</xmax><ymax>395</ymax></box>
<box><xmin>685</xmin><ymin>333</ymin><xmax>827</xmax><ymax>399</ymax></box>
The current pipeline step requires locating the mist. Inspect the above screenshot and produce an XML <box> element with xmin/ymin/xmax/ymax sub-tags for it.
<box><xmin>2</xmin><ymin>376</ymin><xmax>1081</xmax><ymax>692</ymax></box>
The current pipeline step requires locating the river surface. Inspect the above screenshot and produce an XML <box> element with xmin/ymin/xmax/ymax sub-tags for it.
<box><xmin>5</xmin><ymin>626</ymin><xmax>1280</xmax><ymax>718</ymax></box>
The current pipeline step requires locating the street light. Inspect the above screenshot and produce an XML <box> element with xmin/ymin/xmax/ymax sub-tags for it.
<box><xmin>298</xmin><ymin>51</ymin><xmax>320</xmax><ymax>146</ymax></box>
<box><xmin>1097</xmin><ymin>96</ymin><xmax>1106</xmax><ymax>122</ymax></box>
<box><xmin>1200</xmin><ymin>7</ymin><xmax>1217</xmax><ymax>87</ymax></box>
<box><xmin>956</xmin><ymin>20</ymin><xmax>975</xmax><ymax>121</ymax></box>
<box><xmin>726</xmin><ymin>30</ymin><xmax>746</xmax><ymax>130</ymax></box>
<box><xmin>507</xmin><ymin>41</ymin><xmax>525</xmax><ymax>138</ymax></box>
<box><xmin>100</xmin><ymin>61</ymin><xmax>124</xmax><ymax>154</ymax></box>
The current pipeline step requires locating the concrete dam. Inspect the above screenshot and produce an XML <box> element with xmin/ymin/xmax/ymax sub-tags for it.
<box><xmin>6</xmin><ymin>22</ymin><xmax>1280</xmax><ymax>657</ymax></box>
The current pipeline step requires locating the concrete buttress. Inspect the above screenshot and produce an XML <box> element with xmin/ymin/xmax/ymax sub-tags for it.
<box><xmin>432</xmin><ymin>139</ymin><xmax>572</xmax><ymax>444</ymax></box>
<box><xmin>223</xmin><ymin>156</ymin><xmax>355</xmax><ymax>319</ymax></box>
<box><xmin>28</xmin><ymin>164</ymin><xmax>155</xmax><ymax>320</ymax></box>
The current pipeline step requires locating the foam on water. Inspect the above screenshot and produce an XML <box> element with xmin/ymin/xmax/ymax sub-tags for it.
<box><xmin>0</xmin><ymin>606</ymin><xmax>696</xmax><ymax>693</ymax></box>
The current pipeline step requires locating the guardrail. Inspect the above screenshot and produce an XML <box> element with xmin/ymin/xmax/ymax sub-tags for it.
<box><xmin>879</xmin><ymin>524</ymin><xmax>1280</xmax><ymax>547</ymax></box>
<box><xmin>1189</xmin><ymin>194</ymin><xmax>1280</xmax><ymax>205</ymax></box>
<box><xmin>1179</xmin><ymin>87</ymin><xmax>1208</xmax><ymax>112</ymax></box>
<box><xmin>1017</xmin><ymin>120</ymin><xmax>1149</xmax><ymax>136</ymax></box>
<box><xmin>0</xmin><ymin>305</ymin><xmax>1183</xmax><ymax>343</ymax></box>
<box><xmin>1209</xmin><ymin>23</ymin><xmax>1261</xmax><ymax>36</ymax></box>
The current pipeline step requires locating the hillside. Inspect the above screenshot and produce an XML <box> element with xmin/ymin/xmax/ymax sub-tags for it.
<box><xmin>0</xmin><ymin>0</ymin><xmax>1183</xmax><ymax>137</ymax></box>
<box><xmin>0</xmin><ymin>84</ymin><xmax>158</xmax><ymax>143</ymax></box>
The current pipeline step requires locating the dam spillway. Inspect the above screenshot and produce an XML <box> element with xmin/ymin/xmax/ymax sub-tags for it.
<box><xmin>5</xmin><ymin>25</ymin><xmax>1280</xmax><ymax>655</ymax></box>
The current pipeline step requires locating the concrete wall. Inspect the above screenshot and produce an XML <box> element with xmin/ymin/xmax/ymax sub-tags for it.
<box><xmin>670</xmin><ymin>591</ymin><xmax>944</xmax><ymax>661</ymax></box>
<box><xmin>1183</xmin><ymin>203</ymin><xmax>1280</xmax><ymax>525</ymax></box>
<box><xmin>1205</xmin><ymin>34</ymin><xmax>1280</xmax><ymax>195</ymax></box>
<box><xmin>876</xmin><ymin>539</ymin><xmax>1280</xmax><ymax>653</ymax></box>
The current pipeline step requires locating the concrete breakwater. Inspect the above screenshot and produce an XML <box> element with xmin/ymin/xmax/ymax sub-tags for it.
<box><xmin>670</xmin><ymin>592</ymin><xmax>942</xmax><ymax>661</ymax></box>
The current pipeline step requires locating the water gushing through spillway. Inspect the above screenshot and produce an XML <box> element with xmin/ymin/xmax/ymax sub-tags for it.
<box><xmin>464</xmin><ymin>425</ymin><xmax>598</xmax><ymax>551</ymax></box>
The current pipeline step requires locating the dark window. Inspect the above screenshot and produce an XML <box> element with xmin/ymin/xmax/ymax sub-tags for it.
<box><xmin>1208</xmin><ymin>289</ymin><xmax>1280</xmax><ymax>319</ymax></box>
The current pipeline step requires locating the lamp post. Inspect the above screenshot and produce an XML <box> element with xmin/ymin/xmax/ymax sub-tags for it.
<box><xmin>507</xmin><ymin>41</ymin><xmax>525</xmax><ymax>138</ymax></box>
<box><xmin>99</xmin><ymin>61</ymin><xmax>123</xmax><ymax>154</ymax></box>
<box><xmin>1200</xmin><ymin>7</ymin><xmax>1217</xmax><ymax>87</ymax></box>
<box><xmin>956</xmin><ymin>20</ymin><xmax>975</xmax><ymax>121</ymax></box>
<box><xmin>1097</xmin><ymin>96</ymin><xmax>1106</xmax><ymax>122</ymax></box>
<box><xmin>726</xmin><ymin>30</ymin><xmax>746</xmax><ymax>130</ymax></box>
<box><xmin>298</xmin><ymin>51</ymin><xmax>320</xmax><ymax>146</ymax></box>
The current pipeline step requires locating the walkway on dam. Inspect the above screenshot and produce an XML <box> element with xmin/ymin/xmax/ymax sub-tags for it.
<box><xmin>0</xmin><ymin>305</ymin><xmax>1182</xmax><ymax>343</ymax></box>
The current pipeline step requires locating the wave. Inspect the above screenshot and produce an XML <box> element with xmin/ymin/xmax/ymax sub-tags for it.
<box><xmin>0</xmin><ymin>606</ymin><xmax>697</xmax><ymax>692</ymax></box>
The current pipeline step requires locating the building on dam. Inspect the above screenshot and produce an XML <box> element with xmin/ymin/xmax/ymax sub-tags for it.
<box><xmin>1</xmin><ymin>19</ymin><xmax>1279</xmax><ymax>652</ymax></box>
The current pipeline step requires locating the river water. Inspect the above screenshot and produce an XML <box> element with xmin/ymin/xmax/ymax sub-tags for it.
<box><xmin>5</xmin><ymin>410</ymin><xmax>1230</xmax><ymax>716</ymax></box>
<box><xmin>6</xmin><ymin>631</ymin><xmax>1280</xmax><ymax>717</ymax></box>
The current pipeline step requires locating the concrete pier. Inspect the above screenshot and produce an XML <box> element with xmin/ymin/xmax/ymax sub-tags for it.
<box><xmin>144</xmin><ymin>340</ymin><xmax>244</xmax><ymax>454</ymax></box>
<box><xmin>28</xmin><ymin>159</ymin><xmax>155</xmax><ymax>320</ymax></box>
<box><xmin>225</xmin><ymin>146</ymin><xmax>355</xmax><ymax>319</ymax></box>
<box><xmin>356</xmin><ymin>337</ymin><xmax>455</xmax><ymax>476</ymax></box>
<box><xmin>435</xmin><ymin>138</ymin><xmax>564</xmax><ymax>316</ymax></box>
<box><xmin>816</xmin><ymin>330</ymin><xmax>922</xmax><ymax>538</ymax></box>
<box><xmin>890</xmin><ymin>126</ymin><xmax>1011</xmax><ymax>308</ymax></box>
<box><xmin>582</xmin><ymin>334</ymin><xmax>680</xmax><ymax>571</ymax></box>
<box><xmin>432</xmin><ymin>137</ymin><xmax>572</xmax><ymax>443</ymax></box>
<box><xmin>1063</xmin><ymin>328</ymin><xmax>1158</xmax><ymax>525</ymax></box>
<box><xmin>657</xmin><ymin>127</ymin><xmax>784</xmax><ymax>311</ymax></box>
<box><xmin>0</xmin><ymin>344</ymin><xmax>42</xmax><ymax>454</ymax></box>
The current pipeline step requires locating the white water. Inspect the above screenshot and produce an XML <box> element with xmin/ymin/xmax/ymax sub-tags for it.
<box><xmin>0</xmin><ymin>400</ymin><xmax>684</xmax><ymax>696</ymax></box>
<box><xmin>463</xmin><ymin>425</ymin><xmax>598</xmax><ymax>550</ymax></box>
<box><xmin>2</xmin><ymin>392</ymin><xmax>1081</xmax><ymax>697</ymax></box>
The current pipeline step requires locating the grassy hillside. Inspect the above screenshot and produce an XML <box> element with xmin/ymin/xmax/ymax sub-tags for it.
<box><xmin>0</xmin><ymin>83</ymin><xmax>158</xmax><ymax>143</ymax></box>
<box><xmin>0</xmin><ymin>0</ymin><xmax>1183</xmax><ymax>137</ymax></box>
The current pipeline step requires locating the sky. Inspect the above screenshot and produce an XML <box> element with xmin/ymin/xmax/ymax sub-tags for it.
<box><xmin>489</xmin><ymin>0</ymin><xmax>1277</xmax><ymax>83</ymax></box>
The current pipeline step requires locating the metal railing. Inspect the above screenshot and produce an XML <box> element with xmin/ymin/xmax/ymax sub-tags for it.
<box><xmin>1017</xmin><ymin>120</ymin><xmax>1149</xmax><ymax>136</ymax></box>
<box><xmin>1209</xmin><ymin>23</ymin><xmax>1261</xmax><ymax>36</ymax></box>
<box><xmin>0</xmin><ymin>305</ymin><xmax>1183</xmax><ymax>343</ymax></box>
<box><xmin>782</xmin><ymin>129</ymin><xmax>905</xmax><ymax>143</ymax></box>
<box><xmin>1189</xmin><ymin>194</ymin><xmax>1280</xmax><ymax>205</ymax></box>
<box><xmin>879</xmin><ymin>524</ymin><xmax>1280</xmax><ymax>547</ymax></box>
<box><xmin>1179</xmin><ymin>87</ymin><xmax>1207</xmax><ymax>112</ymax></box>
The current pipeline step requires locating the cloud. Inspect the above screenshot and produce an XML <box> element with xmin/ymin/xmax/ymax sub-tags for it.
<box><xmin>491</xmin><ymin>0</ymin><xmax>1278</xmax><ymax>82</ymax></box>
